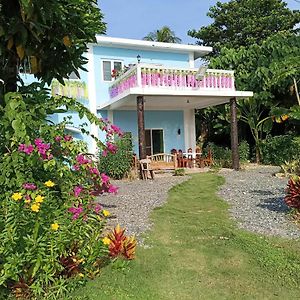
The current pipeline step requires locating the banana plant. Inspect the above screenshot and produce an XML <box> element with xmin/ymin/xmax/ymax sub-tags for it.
<box><xmin>238</xmin><ymin>98</ymin><xmax>274</xmax><ymax>163</ymax></box>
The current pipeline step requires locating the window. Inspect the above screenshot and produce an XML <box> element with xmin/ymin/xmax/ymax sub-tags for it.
<box><xmin>102</xmin><ymin>60</ymin><xmax>123</xmax><ymax>81</ymax></box>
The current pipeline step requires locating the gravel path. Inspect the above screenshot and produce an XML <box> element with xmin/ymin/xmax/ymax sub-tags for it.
<box><xmin>218</xmin><ymin>166</ymin><xmax>300</xmax><ymax>239</ymax></box>
<box><xmin>97</xmin><ymin>174</ymin><xmax>188</xmax><ymax>240</ymax></box>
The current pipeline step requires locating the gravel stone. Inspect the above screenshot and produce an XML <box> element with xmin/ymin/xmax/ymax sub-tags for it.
<box><xmin>218</xmin><ymin>165</ymin><xmax>300</xmax><ymax>239</ymax></box>
<box><xmin>97</xmin><ymin>174</ymin><xmax>188</xmax><ymax>241</ymax></box>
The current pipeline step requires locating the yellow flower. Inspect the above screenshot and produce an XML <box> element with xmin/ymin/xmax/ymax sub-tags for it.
<box><xmin>78</xmin><ymin>273</ymin><xmax>84</xmax><ymax>278</ymax></box>
<box><xmin>35</xmin><ymin>195</ymin><xmax>44</xmax><ymax>203</ymax></box>
<box><xmin>102</xmin><ymin>210</ymin><xmax>110</xmax><ymax>217</ymax></box>
<box><xmin>24</xmin><ymin>199</ymin><xmax>31</xmax><ymax>204</ymax></box>
<box><xmin>44</xmin><ymin>180</ymin><xmax>55</xmax><ymax>188</ymax></box>
<box><xmin>31</xmin><ymin>203</ymin><xmax>40</xmax><ymax>212</ymax></box>
<box><xmin>12</xmin><ymin>192</ymin><xmax>23</xmax><ymax>201</ymax></box>
<box><xmin>281</xmin><ymin>114</ymin><xmax>289</xmax><ymax>121</ymax></box>
<box><xmin>51</xmin><ymin>223</ymin><xmax>59</xmax><ymax>231</ymax></box>
<box><xmin>102</xmin><ymin>237</ymin><xmax>111</xmax><ymax>245</ymax></box>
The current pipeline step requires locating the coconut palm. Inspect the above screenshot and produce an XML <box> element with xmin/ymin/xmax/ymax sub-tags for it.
<box><xmin>143</xmin><ymin>26</ymin><xmax>182</xmax><ymax>43</ymax></box>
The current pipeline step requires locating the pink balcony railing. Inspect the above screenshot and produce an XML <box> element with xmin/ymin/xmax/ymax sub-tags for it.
<box><xmin>109</xmin><ymin>64</ymin><xmax>235</xmax><ymax>99</ymax></box>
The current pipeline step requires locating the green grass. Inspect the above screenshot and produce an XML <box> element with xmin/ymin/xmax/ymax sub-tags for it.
<box><xmin>75</xmin><ymin>173</ymin><xmax>300</xmax><ymax>300</ymax></box>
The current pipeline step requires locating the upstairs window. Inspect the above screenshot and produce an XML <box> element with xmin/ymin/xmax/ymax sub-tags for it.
<box><xmin>102</xmin><ymin>60</ymin><xmax>122</xmax><ymax>81</ymax></box>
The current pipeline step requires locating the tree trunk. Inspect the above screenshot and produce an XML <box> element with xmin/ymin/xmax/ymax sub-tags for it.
<box><xmin>137</xmin><ymin>96</ymin><xmax>146</xmax><ymax>159</ymax></box>
<box><xmin>230</xmin><ymin>97</ymin><xmax>240</xmax><ymax>170</ymax></box>
<box><xmin>255</xmin><ymin>146</ymin><xmax>260</xmax><ymax>164</ymax></box>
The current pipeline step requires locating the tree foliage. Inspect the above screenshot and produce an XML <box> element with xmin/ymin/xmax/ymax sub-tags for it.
<box><xmin>0</xmin><ymin>0</ymin><xmax>106</xmax><ymax>94</ymax></box>
<box><xmin>188</xmin><ymin>0</ymin><xmax>300</xmax><ymax>56</ymax></box>
<box><xmin>210</xmin><ymin>33</ymin><xmax>300</xmax><ymax>104</ymax></box>
<box><xmin>143</xmin><ymin>26</ymin><xmax>182</xmax><ymax>43</ymax></box>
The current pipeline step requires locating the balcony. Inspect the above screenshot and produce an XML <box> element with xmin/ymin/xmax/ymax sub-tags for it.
<box><xmin>109</xmin><ymin>63</ymin><xmax>235</xmax><ymax>100</ymax></box>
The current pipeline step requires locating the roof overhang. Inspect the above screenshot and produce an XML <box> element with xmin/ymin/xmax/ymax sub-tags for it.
<box><xmin>95</xmin><ymin>36</ymin><xmax>212</xmax><ymax>59</ymax></box>
<box><xmin>98</xmin><ymin>89</ymin><xmax>253</xmax><ymax>111</ymax></box>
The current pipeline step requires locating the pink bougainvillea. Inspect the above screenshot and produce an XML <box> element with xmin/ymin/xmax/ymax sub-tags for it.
<box><xmin>74</xmin><ymin>186</ymin><xmax>83</xmax><ymax>197</ymax></box>
<box><xmin>68</xmin><ymin>204</ymin><xmax>84</xmax><ymax>220</ymax></box>
<box><xmin>23</xmin><ymin>183</ymin><xmax>37</xmax><ymax>190</ymax></box>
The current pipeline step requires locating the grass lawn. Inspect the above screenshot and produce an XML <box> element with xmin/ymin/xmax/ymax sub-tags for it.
<box><xmin>75</xmin><ymin>173</ymin><xmax>300</xmax><ymax>300</ymax></box>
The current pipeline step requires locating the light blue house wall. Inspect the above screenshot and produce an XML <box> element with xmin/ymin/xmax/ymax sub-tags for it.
<box><xmin>92</xmin><ymin>46</ymin><xmax>191</xmax><ymax>106</ymax></box>
<box><xmin>20</xmin><ymin>43</ymin><xmax>192</xmax><ymax>154</ymax></box>
<box><xmin>111</xmin><ymin>110</ymin><xmax>185</xmax><ymax>154</ymax></box>
<box><xmin>20</xmin><ymin>63</ymin><xmax>93</xmax><ymax>149</ymax></box>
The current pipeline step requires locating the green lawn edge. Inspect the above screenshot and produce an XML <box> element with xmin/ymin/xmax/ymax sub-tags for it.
<box><xmin>74</xmin><ymin>173</ymin><xmax>300</xmax><ymax>300</ymax></box>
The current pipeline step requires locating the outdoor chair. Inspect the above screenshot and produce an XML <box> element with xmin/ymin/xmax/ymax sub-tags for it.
<box><xmin>187</xmin><ymin>147</ymin><xmax>194</xmax><ymax>168</ymax></box>
<box><xmin>177</xmin><ymin>149</ymin><xmax>188</xmax><ymax>168</ymax></box>
<box><xmin>197</xmin><ymin>148</ymin><xmax>213</xmax><ymax>167</ymax></box>
<box><xmin>139</xmin><ymin>159</ymin><xmax>154</xmax><ymax>180</ymax></box>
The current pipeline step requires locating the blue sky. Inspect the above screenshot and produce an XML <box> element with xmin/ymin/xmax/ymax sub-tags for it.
<box><xmin>99</xmin><ymin>0</ymin><xmax>299</xmax><ymax>44</ymax></box>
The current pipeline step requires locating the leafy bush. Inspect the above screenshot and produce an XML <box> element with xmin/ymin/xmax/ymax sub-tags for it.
<box><xmin>0</xmin><ymin>90</ymin><xmax>134</xmax><ymax>299</ymax></box>
<box><xmin>204</xmin><ymin>140</ymin><xmax>250</xmax><ymax>168</ymax></box>
<box><xmin>174</xmin><ymin>168</ymin><xmax>185</xmax><ymax>176</ymax></box>
<box><xmin>261</xmin><ymin>135</ymin><xmax>300</xmax><ymax>165</ymax></box>
<box><xmin>239</xmin><ymin>140</ymin><xmax>250</xmax><ymax>162</ymax></box>
<box><xmin>98</xmin><ymin>133</ymin><xmax>133</xmax><ymax>179</ymax></box>
<box><xmin>280</xmin><ymin>160</ymin><xmax>300</xmax><ymax>177</ymax></box>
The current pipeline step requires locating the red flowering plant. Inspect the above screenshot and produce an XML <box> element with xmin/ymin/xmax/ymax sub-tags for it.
<box><xmin>0</xmin><ymin>87</ymin><xmax>131</xmax><ymax>299</ymax></box>
<box><xmin>285</xmin><ymin>176</ymin><xmax>300</xmax><ymax>213</ymax></box>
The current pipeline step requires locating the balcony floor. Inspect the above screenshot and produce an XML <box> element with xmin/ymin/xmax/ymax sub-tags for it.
<box><xmin>98</xmin><ymin>88</ymin><xmax>253</xmax><ymax>110</ymax></box>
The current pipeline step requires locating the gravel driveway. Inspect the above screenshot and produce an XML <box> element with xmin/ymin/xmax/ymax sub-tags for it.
<box><xmin>98</xmin><ymin>166</ymin><xmax>300</xmax><ymax>242</ymax></box>
<box><xmin>98</xmin><ymin>174</ymin><xmax>188</xmax><ymax>240</ymax></box>
<box><xmin>218</xmin><ymin>165</ymin><xmax>300</xmax><ymax>239</ymax></box>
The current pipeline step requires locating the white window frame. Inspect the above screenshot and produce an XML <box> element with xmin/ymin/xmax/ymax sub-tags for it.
<box><xmin>145</xmin><ymin>128</ymin><xmax>165</xmax><ymax>155</ymax></box>
<box><xmin>101</xmin><ymin>59</ymin><xmax>123</xmax><ymax>82</ymax></box>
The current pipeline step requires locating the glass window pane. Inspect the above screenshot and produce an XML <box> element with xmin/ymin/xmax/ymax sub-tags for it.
<box><xmin>114</xmin><ymin>61</ymin><xmax>122</xmax><ymax>72</ymax></box>
<box><xmin>103</xmin><ymin>61</ymin><xmax>112</xmax><ymax>81</ymax></box>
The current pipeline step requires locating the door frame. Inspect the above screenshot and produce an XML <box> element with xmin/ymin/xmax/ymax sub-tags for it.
<box><xmin>145</xmin><ymin>128</ymin><xmax>165</xmax><ymax>155</ymax></box>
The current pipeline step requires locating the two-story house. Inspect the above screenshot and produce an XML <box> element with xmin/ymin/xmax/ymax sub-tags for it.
<box><xmin>50</xmin><ymin>36</ymin><xmax>253</xmax><ymax>165</ymax></box>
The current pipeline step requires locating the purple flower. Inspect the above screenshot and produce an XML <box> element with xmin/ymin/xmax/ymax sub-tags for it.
<box><xmin>55</xmin><ymin>136</ymin><xmax>62</xmax><ymax>142</ymax></box>
<box><xmin>34</xmin><ymin>138</ymin><xmax>43</xmax><ymax>146</ymax></box>
<box><xmin>73</xmin><ymin>164</ymin><xmax>80</xmax><ymax>171</ymax></box>
<box><xmin>111</xmin><ymin>124</ymin><xmax>123</xmax><ymax>136</ymax></box>
<box><xmin>76</xmin><ymin>154</ymin><xmax>90</xmax><ymax>165</ymax></box>
<box><xmin>64</xmin><ymin>135</ymin><xmax>73</xmax><ymax>142</ymax></box>
<box><xmin>74</xmin><ymin>186</ymin><xmax>83</xmax><ymax>197</ymax></box>
<box><xmin>94</xmin><ymin>203</ymin><xmax>103</xmax><ymax>214</ymax></box>
<box><xmin>18</xmin><ymin>144</ymin><xmax>25</xmax><ymax>152</ymax></box>
<box><xmin>106</xmin><ymin>142</ymin><xmax>117</xmax><ymax>154</ymax></box>
<box><xmin>102</xmin><ymin>150</ymin><xmax>108</xmax><ymax>157</ymax></box>
<box><xmin>101</xmin><ymin>173</ymin><xmax>110</xmax><ymax>185</ymax></box>
<box><xmin>24</xmin><ymin>144</ymin><xmax>34</xmax><ymax>155</ymax></box>
<box><xmin>89</xmin><ymin>167</ymin><xmax>100</xmax><ymax>176</ymax></box>
<box><xmin>23</xmin><ymin>183</ymin><xmax>37</xmax><ymax>190</ymax></box>
<box><xmin>68</xmin><ymin>204</ymin><xmax>83</xmax><ymax>220</ymax></box>
<box><xmin>108</xmin><ymin>184</ymin><xmax>118</xmax><ymax>194</ymax></box>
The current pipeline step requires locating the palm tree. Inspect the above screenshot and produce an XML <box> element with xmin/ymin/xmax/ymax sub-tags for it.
<box><xmin>143</xmin><ymin>26</ymin><xmax>182</xmax><ymax>43</ymax></box>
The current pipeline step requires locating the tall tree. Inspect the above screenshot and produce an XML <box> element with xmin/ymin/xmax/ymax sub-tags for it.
<box><xmin>0</xmin><ymin>0</ymin><xmax>106</xmax><ymax>98</ymax></box>
<box><xmin>209</xmin><ymin>33</ymin><xmax>300</xmax><ymax>161</ymax></box>
<box><xmin>188</xmin><ymin>0</ymin><xmax>300</xmax><ymax>56</ymax></box>
<box><xmin>143</xmin><ymin>26</ymin><xmax>182</xmax><ymax>43</ymax></box>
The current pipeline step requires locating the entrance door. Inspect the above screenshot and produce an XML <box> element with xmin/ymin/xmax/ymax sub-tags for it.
<box><xmin>145</xmin><ymin>129</ymin><xmax>164</xmax><ymax>155</ymax></box>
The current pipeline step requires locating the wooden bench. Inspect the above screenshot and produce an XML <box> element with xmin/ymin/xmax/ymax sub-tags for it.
<box><xmin>146</xmin><ymin>153</ymin><xmax>178</xmax><ymax>171</ymax></box>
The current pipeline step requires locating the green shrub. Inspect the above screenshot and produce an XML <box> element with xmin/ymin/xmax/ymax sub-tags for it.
<box><xmin>0</xmin><ymin>90</ymin><xmax>128</xmax><ymax>299</ymax></box>
<box><xmin>239</xmin><ymin>140</ymin><xmax>250</xmax><ymax>162</ymax></box>
<box><xmin>98</xmin><ymin>133</ymin><xmax>133</xmax><ymax>179</ymax></box>
<box><xmin>205</xmin><ymin>140</ymin><xmax>250</xmax><ymax>168</ymax></box>
<box><xmin>261</xmin><ymin>135</ymin><xmax>300</xmax><ymax>165</ymax></box>
<box><xmin>205</xmin><ymin>142</ymin><xmax>232</xmax><ymax>168</ymax></box>
<box><xmin>174</xmin><ymin>168</ymin><xmax>185</xmax><ymax>176</ymax></box>
<box><xmin>281</xmin><ymin>160</ymin><xmax>300</xmax><ymax>176</ymax></box>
